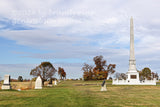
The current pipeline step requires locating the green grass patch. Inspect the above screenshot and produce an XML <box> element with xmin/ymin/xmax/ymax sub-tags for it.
<box><xmin>0</xmin><ymin>80</ymin><xmax>160</xmax><ymax>107</ymax></box>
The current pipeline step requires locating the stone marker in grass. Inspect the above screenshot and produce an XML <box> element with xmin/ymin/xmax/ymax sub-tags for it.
<box><xmin>47</xmin><ymin>79</ymin><xmax>53</xmax><ymax>87</ymax></box>
<box><xmin>101</xmin><ymin>79</ymin><xmax>107</xmax><ymax>91</ymax></box>
<box><xmin>2</xmin><ymin>75</ymin><xmax>11</xmax><ymax>90</ymax></box>
<box><xmin>35</xmin><ymin>76</ymin><xmax>42</xmax><ymax>89</ymax></box>
<box><xmin>58</xmin><ymin>79</ymin><xmax>61</xmax><ymax>83</ymax></box>
<box><xmin>54</xmin><ymin>80</ymin><xmax>57</xmax><ymax>86</ymax></box>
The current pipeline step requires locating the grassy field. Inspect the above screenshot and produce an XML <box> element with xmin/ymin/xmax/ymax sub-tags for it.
<box><xmin>0</xmin><ymin>80</ymin><xmax>160</xmax><ymax>107</ymax></box>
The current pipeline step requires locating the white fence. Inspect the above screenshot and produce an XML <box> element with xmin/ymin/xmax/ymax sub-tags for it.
<box><xmin>112</xmin><ymin>78</ymin><xmax>156</xmax><ymax>85</ymax></box>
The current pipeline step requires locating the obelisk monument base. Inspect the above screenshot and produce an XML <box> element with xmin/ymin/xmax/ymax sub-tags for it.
<box><xmin>126</xmin><ymin>71</ymin><xmax>139</xmax><ymax>84</ymax></box>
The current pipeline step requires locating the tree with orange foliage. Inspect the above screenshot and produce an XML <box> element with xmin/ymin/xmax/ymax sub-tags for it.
<box><xmin>58</xmin><ymin>67</ymin><xmax>66</xmax><ymax>80</ymax></box>
<box><xmin>93</xmin><ymin>55</ymin><xmax>115</xmax><ymax>80</ymax></box>
<box><xmin>82</xmin><ymin>55</ymin><xmax>116</xmax><ymax>80</ymax></box>
<box><xmin>93</xmin><ymin>55</ymin><xmax>106</xmax><ymax>71</ymax></box>
<box><xmin>82</xmin><ymin>63</ymin><xmax>93</xmax><ymax>80</ymax></box>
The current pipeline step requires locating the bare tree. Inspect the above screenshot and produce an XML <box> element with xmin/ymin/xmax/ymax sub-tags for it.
<box><xmin>114</xmin><ymin>72</ymin><xmax>126</xmax><ymax>80</ymax></box>
<box><xmin>114</xmin><ymin>72</ymin><xmax>120</xmax><ymax>79</ymax></box>
<box><xmin>82</xmin><ymin>63</ymin><xmax>93</xmax><ymax>72</ymax></box>
<box><xmin>107</xmin><ymin>64</ymin><xmax>116</xmax><ymax>78</ymax></box>
<box><xmin>82</xmin><ymin>63</ymin><xmax>93</xmax><ymax>80</ymax></box>
<box><xmin>120</xmin><ymin>73</ymin><xmax>127</xmax><ymax>80</ymax></box>
<box><xmin>30</xmin><ymin>62</ymin><xmax>57</xmax><ymax>86</ymax></box>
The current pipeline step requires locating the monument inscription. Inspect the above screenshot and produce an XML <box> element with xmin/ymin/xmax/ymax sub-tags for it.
<box><xmin>131</xmin><ymin>75</ymin><xmax>137</xmax><ymax>79</ymax></box>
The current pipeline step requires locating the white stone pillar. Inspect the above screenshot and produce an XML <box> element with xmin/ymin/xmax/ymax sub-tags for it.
<box><xmin>129</xmin><ymin>17</ymin><xmax>137</xmax><ymax>72</ymax></box>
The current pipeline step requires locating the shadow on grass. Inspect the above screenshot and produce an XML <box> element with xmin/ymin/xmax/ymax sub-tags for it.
<box><xmin>0</xmin><ymin>89</ymin><xmax>17</xmax><ymax>91</ymax></box>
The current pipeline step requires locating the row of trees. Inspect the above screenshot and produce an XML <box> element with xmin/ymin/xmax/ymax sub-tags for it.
<box><xmin>115</xmin><ymin>67</ymin><xmax>159</xmax><ymax>80</ymax></box>
<box><xmin>0</xmin><ymin>76</ymin><xmax>29</xmax><ymax>82</ymax></box>
<box><xmin>82</xmin><ymin>55</ymin><xmax>116</xmax><ymax>80</ymax></box>
<box><xmin>11</xmin><ymin>78</ymin><xmax>30</xmax><ymax>82</ymax></box>
<box><xmin>30</xmin><ymin>62</ymin><xmax>66</xmax><ymax>85</ymax></box>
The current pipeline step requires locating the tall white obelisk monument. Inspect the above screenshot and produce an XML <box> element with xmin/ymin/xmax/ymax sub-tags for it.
<box><xmin>129</xmin><ymin>17</ymin><xmax>136</xmax><ymax>71</ymax></box>
<box><xmin>112</xmin><ymin>17</ymin><xmax>156</xmax><ymax>85</ymax></box>
<box><xmin>126</xmin><ymin>17</ymin><xmax>139</xmax><ymax>83</ymax></box>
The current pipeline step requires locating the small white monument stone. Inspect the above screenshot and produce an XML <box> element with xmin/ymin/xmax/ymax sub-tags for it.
<box><xmin>35</xmin><ymin>76</ymin><xmax>42</xmax><ymax>89</ymax></box>
<box><xmin>54</xmin><ymin>80</ymin><xmax>57</xmax><ymax>86</ymax></box>
<box><xmin>2</xmin><ymin>75</ymin><xmax>11</xmax><ymax>89</ymax></box>
<box><xmin>101</xmin><ymin>84</ymin><xmax>107</xmax><ymax>91</ymax></box>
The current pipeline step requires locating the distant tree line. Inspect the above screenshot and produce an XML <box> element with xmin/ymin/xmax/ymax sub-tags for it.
<box><xmin>82</xmin><ymin>55</ymin><xmax>116</xmax><ymax>80</ymax></box>
<box><xmin>10</xmin><ymin>78</ymin><xmax>30</xmax><ymax>82</ymax></box>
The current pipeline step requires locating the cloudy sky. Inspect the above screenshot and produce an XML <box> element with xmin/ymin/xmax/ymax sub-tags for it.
<box><xmin>0</xmin><ymin>0</ymin><xmax>160</xmax><ymax>79</ymax></box>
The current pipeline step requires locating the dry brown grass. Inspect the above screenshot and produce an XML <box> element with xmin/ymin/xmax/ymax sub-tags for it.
<box><xmin>11</xmin><ymin>81</ymin><xmax>35</xmax><ymax>90</ymax></box>
<box><xmin>0</xmin><ymin>81</ymin><xmax>55</xmax><ymax>90</ymax></box>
